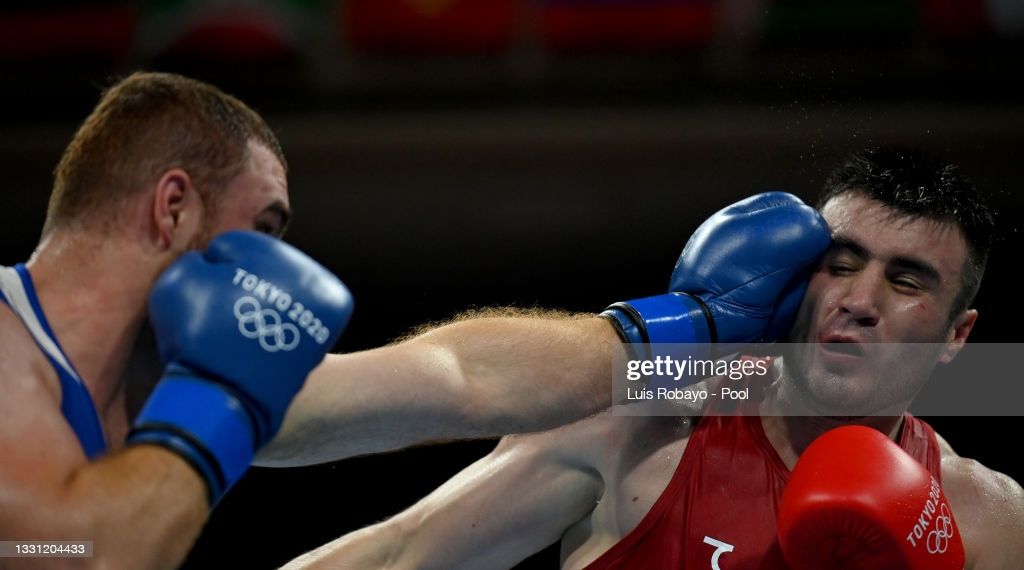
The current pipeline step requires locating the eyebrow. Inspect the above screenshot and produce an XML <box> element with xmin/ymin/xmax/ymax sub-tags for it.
<box><xmin>830</xmin><ymin>236</ymin><xmax>943</xmax><ymax>284</ymax></box>
<box><xmin>263</xmin><ymin>201</ymin><xmax>292</xmax><ymax>237</ymax></box>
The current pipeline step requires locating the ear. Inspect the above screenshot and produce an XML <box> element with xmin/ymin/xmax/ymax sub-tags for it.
<box><xmin>938</xmin><ymin>309</ymin><xmax>978</xmax><ymax>364</ymax></box>
<box><xmin>151</xmin><ymin>169</ymin><xmax>202</xmax><ymax>251</ymax></box>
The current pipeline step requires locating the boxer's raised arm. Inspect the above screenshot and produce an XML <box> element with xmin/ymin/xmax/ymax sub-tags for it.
<box><xmin>258</xmin><ymin>312</ymin><xmax>623</xmax><ymax>467</ymax></box>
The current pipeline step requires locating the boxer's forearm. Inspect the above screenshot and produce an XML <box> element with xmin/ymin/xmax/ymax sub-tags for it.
<box><xmin>280</xmin><ymin>430</ymin><xmax>601</xmax><ymax>570</ymax></box>
<box><xmin>279</xmin><ymin>521</ymin><xmax>402</xmax><ymax>570</ymax></box>
<box><xmin>256</xmin><ymin>315</ymin><xmax>622</xmax><ymax>467</ymax></box>
<box><xmin>5</xmin><ymin>446</ymin><xmax>207</xmax><ymax>570</ymax></box>
<box><xmin>423</xmin><ymin>315</ymin><xmax>621</xmax><ymax>434</ymax></box>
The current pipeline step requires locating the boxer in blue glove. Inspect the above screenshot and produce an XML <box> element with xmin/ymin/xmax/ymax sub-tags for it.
<box><xmin>0</xmin><ymin>68</ymin><xmax>366</xmax><ymax>567</ymax></box>
<box><xmin>0</xmin><ymin>71</ymin><xmax>831</xmax><ymax>570</ymax></box>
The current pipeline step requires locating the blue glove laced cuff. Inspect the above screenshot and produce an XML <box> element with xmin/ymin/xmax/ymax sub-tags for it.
<box><xmin>127</xmin><ymin>375</ymin><xmax>257</xmax><ymax>505</ymax></box>
<box><xmin>605</xmin><ymin>292</ymin><xmax>714</xmax><ymax>345</ymax></box>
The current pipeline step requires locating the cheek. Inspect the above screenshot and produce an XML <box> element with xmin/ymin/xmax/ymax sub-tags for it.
<box><xmin>788</xmin><ymin>275</ymin><xmax>831</xmax><ymax>337</ymax></box>
<box><xmin>804</xmin><ymin>273</ymin><xmax>840</xmax><ymax>314</ymax></box>
<box><xmin>890</xmin><ymin>299</ymin><xmax>948</xmax><ymax>338</ymax></box>
<box><xmin>893</xmin><ymin>299</ymin><xmax>928</xmax><ymax>316</ymax></box>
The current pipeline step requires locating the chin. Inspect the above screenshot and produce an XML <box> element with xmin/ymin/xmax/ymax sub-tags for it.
<box><xmin>799</xmin><ymin>369</ymin><xmax>886</xmax><ymax>416</ymax></box>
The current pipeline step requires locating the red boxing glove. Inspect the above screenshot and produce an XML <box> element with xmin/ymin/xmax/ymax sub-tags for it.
<box><xmin>778</xmin><ymin>425</ymin><xmax>965</xmax><ymax>570</ymax></box>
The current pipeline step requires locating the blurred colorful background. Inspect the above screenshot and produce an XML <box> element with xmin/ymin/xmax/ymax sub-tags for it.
<box><xmin>1</xmin><ymin>1</ymin><xmax>1022</xmax><ymax>568</ymax></box>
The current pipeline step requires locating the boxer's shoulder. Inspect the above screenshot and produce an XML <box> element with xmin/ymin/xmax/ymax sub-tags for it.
<box><xmin>935</xmin><ymin>430</ymin><xmax>1023</xmax><ymax>519</ymax></box>
<box><xmin>0</xmin><ymin>304</ymin><xmax>89</xmax><ymax>497</ymax></box>
<box><xmin>0</xmin><ymin>304</ymin><xmax>61</xmax><ymax>406</ymax></box>
<box><xmin>934</xmin><ymin>432</ymin><xmax>1024</xmax><ymax>569</ymax></box>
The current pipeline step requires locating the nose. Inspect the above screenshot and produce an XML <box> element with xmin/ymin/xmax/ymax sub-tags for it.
<box><xmin>837</xmin><ymin>268</ymin><xmax>882</xmax><ymax>327</ymax></box>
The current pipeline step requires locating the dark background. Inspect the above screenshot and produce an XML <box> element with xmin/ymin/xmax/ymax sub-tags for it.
<box><xmin>1</xmin><ymin>1</ymin><xmax>1022</xmax><ymax>568</ymax></box>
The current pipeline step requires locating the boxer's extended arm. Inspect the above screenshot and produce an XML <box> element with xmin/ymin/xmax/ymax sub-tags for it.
<box><xmin>258</xmin><ymin>312</ymin><xmax>623</xmax><ymax>466</ymax></box>
<box><xmin>280</xmin><ymin>426</ymin><xmax>602</xmax><ymax>569</ymax></box>
<box><xmin>0</xmin><ymin>326</ymin><xmax>206</xmax><ymax>569</ymax></box>
<box><xmin>260</xmin><ymin>192</ymin><xmax>828</xmax><ymax>468</ymax></box>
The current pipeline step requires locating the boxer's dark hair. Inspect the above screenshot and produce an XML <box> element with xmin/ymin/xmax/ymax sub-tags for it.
<box><xmin>44</xmin><ymin>71</ymin><xmax>285</xmax><ymax>236</ymax></box>
<box><xmin>818</xmin><ymin>146</ymin><xmax>995</xmax><ymax>318</ymax></box>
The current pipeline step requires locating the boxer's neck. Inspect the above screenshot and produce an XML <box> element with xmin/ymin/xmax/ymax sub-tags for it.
<box><xmin>760</xmin><ymin>414</ymin><xmax>904</xmax><ymax>471</ymax></box>
<box><xmin>759</xmin><ymin>359</ymin><xmax>905</xmax><ymax>470</ymax></box>
<box><xmin>27</xmin><ymin>229</ymin><xmax>158</xmax><ymax>413</ymax></box>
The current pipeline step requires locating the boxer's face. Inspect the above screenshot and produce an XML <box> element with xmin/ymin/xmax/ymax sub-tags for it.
<box><xmin>137</xmin><ymin>141</ymin><xmax>293</xmax><ymax>399</ymax></box>
<box><xmin>784</xmin><ymin>192</ymin><xmax>976</xmax><ymax>413</ymax></box>
<box><xmin>204</xmin><ymin>140</ymin><xmax>291</xmax><ymax>243</ymax></box>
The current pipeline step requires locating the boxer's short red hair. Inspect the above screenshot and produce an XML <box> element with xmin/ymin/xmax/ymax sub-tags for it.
<box><xmin>44</xmin><ymin>72</ymin><xmax>285</xmax><ymax>235</ymax></box>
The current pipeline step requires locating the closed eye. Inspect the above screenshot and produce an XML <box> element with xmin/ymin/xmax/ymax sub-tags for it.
<box><xmin>829</xmin><ymin>264</ymin><xmax>856</xmax><ymax>275</ymax></box>
<box><xmin>891</xmin><ymin>276</ymin><xmax>924</xmax><ymax>291</ymax></box>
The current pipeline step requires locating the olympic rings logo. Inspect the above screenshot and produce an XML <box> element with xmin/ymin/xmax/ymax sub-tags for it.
<box><xmin>234</xmin><ymin>296</ymin><xmax>301</xmax><ymax>352</ymax></box>
<box><xmin>927</xmin><ymin>503</ymin><xmax>954</xmax><ymax>554</ymax></box>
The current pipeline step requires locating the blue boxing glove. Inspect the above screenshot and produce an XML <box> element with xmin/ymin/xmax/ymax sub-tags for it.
<box><xmin>603</xmin><ymin>192</ymin><xmax>829</xmax><ymax>355</ymax></box>
<box><xmin>128</xmin><ymin>231</ymin><xmax>353</xmax><ymax>504</ymax></box>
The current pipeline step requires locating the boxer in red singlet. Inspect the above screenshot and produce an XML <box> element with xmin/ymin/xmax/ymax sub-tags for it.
<box><xmin>284</xmin><ymin>148</ymin><xmax>1024</xmax><ymax>570</ymax></box>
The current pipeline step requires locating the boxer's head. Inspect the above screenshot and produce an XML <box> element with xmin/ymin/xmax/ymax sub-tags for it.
<box><xmin>816</xmin><ymin>147</ymin><xmax>994</xmax><ymax>323</ymax></box>
<box><xmin>784</xmin><ymin>147</ymin><xmax>996</xmax><ymax>414</ymax></box>
<box><xmin>43</xmin><ymin>71</ymin><xmax>290</xmax><ymax>252</ymax></box>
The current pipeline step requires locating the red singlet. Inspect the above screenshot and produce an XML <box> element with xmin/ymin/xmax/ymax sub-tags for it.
<box><xmin>583</xmin><ymin>411</ymin><xmax>941</xmax><ymax>569</ymax></box>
